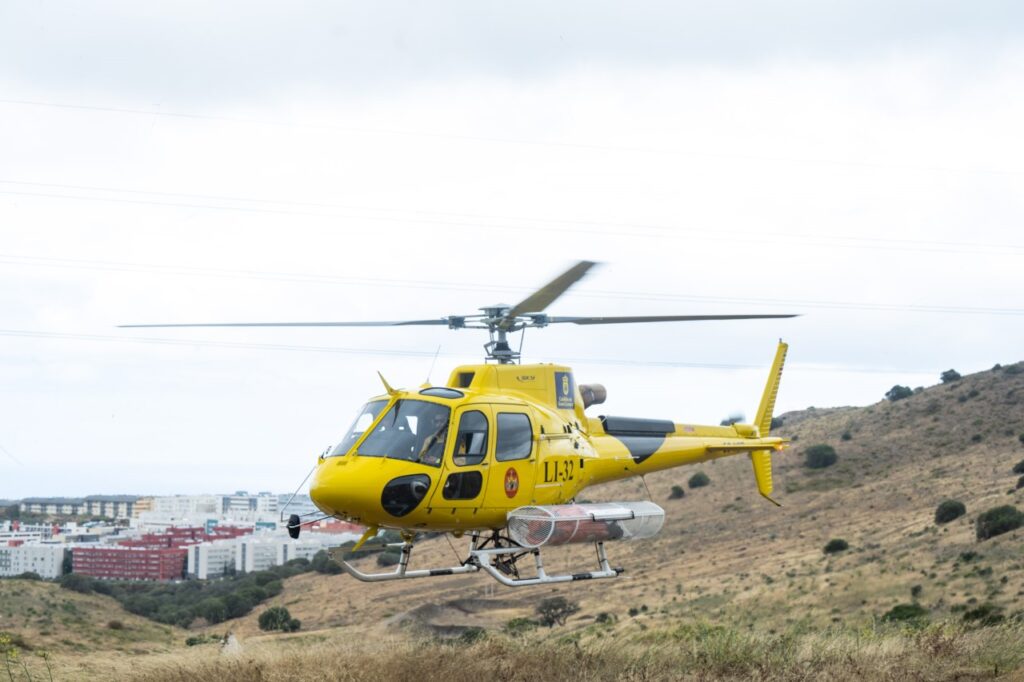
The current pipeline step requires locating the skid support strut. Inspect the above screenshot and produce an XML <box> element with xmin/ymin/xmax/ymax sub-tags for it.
<box><xmin>330</xmin><ymin>533</ymin><xmax>624</xmax><ymax>586</ymax></box>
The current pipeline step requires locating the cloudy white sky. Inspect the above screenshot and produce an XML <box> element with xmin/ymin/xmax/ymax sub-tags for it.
<box><xmin>1</xmin><ymin>2</ymin><xmax>1022</xmax><ymax>498</ymax></box>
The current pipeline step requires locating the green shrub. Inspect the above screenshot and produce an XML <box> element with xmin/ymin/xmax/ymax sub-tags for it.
<box><xmin>536</xmin><ymin>596</ymin><xmax>579</xmax><ymax>627</ymax></box>
<box><xmin>376</xmin><ymin>549</ymin><xmax>402</xmax><ymax>567</ymax></box>
<box><xmin>975</xmin><ymin>505</ymin><xmax>1024</xmax><ymax>540</ymax></box>
<box><xmin>107</xmin><ymin>620</ymin><xmax>124</xmax><ymax>630</ymax></box>
<box><xmin>882</xmin><ymin>603</ymin><xmax>928</xmax><ymax>623</ymax></box>
<box><xmin>1013</xmin><ymin>459</ymin><xmax>1024</xmax><ymax>475</ymax></box>
<box><xmin>935</xmin><ymin>499</ymin><xmax>967</xmax><ymax>524</ymax></box>
<box><xmin>595</xmin><ymin>612</ymin><xmax>616</xmax><ymax>625</ymax></box>
<box><xmin>197</xmin><ymin>598</ymin><xmax>228</xmax><ymax>625</ymax></box>
<box><xmin>311</xmin><ymin>550</ymin><xmax>343</xmax><ymax>575</ymax></box>
<box><xmin>1016</xmin><ymin>475</ymin><xmax>1024</xmax><ymax>490</ymax></box>
<box><xmin>688</xmin><ymin>472</ymin><xmax>710</xmax><ymax>489</ymax></box>
<box><xmin>804</xmin><ymin>444</ymin><xmax>838</xmax><ymax>469</ymax></box>
<box><xmin>456</xmin><ymin>626</ymin><xmax>486</xmax><ymax>644</ymax></box>
<box><xmin>504</xmin><ymin>617</ymin><xmax>540</xmax><ymax>635</ymax></box>
<box><xmin>258</xmin><ymin>606</ymin><xmax>294</xmax><ymax>632</ymax></box>
<box><xmin>962</xmin><ymin>603</ymin><xmax>1004</xmax><ymax>626</ymax></box>
<box><xmin>770</xmin><ymin>417</ymin><xmax>784</xmax><ymax>430</ymax></box>
<box><xmin>940</xmin><ymin>369</ymin><xmax>962</xmax><ymax>384</ymax></box>
<box><xmin>668</xmin><ymin>485</ymin><xmax>686</xmax><ymax>499</ymax></box>
<box><xmin>14</xmin><ymin>572</ymin><xmax>42</xmax><ymax>581</ymax></box>
<box><xmin>885</xmin><ymin>385</ymin><xmax>913</xmax><ymax>401</ymax></box>
<box><xmin>840</xmin><ymin>431</ymin><xmax>852</xmax><ymax>441</ymax></box>
<box><xmin>58</xmin><ymin>573</ymin><xmax>94</xmax><ymax>594</ymax></box>
<box><xmin>823</xmin><ymin>539</ymin><xmax>849</xmax><ymax>554</ymax></box>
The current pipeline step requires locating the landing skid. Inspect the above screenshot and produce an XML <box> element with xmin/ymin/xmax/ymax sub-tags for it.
<box><xmin>328</xmin><ymin>532</ymin><xmax>624</xmax><ymax>587</ymax></box>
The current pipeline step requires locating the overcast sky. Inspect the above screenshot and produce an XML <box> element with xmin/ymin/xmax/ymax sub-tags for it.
<box><xmin>1</xmin><ymin>2</ymin><xmax>1022</xmax><ymax>498</ymax></box>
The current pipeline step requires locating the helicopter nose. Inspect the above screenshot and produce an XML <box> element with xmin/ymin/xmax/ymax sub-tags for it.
<box><xmin>309</xmin><ymin>461</ymin><xmax>377</xmax><ymax>519</ymax></box>
<box><xmin>309</xmin><ymin>460</ymin><xmax>434</xmax><ymax>522</ymax></box>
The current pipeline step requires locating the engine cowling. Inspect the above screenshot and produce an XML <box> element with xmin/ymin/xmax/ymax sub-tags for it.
<box><xmin>579</xmin><ymin>383</ymin><xmax>607</xmax><ymax>408</ymax></box>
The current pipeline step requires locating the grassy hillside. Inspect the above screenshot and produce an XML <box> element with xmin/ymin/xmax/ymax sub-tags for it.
<box><xmin>0</xmin><ymin>578</ymin><xmax>182</xmax><ymax>678</ymax></box>
<box><xmin>4</xmin><ymin>362</ymin><xmax>1023</xmax><ymax>680</ymax></box>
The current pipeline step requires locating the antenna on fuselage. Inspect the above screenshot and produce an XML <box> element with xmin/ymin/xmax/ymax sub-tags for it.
<box><xmin>425</xmin><ymin>345</ymin><xmax>442</xmax><ymax>385</ymax></box>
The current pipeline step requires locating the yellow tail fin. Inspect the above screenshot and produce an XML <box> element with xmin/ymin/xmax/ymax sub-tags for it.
<box><xmin>750</xmin><ymin>449</ymin><xmax>780</xmax><ymax>506</ymax></box>
<box><xmin>754</xmin><ymin>341</ymin><xmax>788</xmax><ymax>437</ymax></box>
<box><xmin>750</xmin><ymin>341</ymin><xmax>788</xmax><ymax>506</ymax></box>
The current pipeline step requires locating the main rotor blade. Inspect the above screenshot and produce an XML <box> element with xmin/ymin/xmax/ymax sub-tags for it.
<box><xmin>547</xmin><ymin>314</ymin><xmax>798</xmax><ymax>325</ymax></box>
<box><xmin>118</xmin><ymin>319</ymin><xmax>451</xmax><ymax>329</ymax></box>
<box><xmin>503</xmin><ymin>260</ymin><xmax>597</xmax><ymax>323</ymax></box>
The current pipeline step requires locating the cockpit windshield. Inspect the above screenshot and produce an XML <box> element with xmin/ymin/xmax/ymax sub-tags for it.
<box><xmin>357</xmin><ymin>400</ymin><xmax>451</xmax><ymax>467</ymax></box>
<box><xmin>327</xmin><ymin>400</ymin><xmax>388</xmax><ymax>457</ymax></box>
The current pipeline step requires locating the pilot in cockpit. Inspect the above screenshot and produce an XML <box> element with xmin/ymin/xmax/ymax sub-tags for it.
<box><xmin>418</xmin><ymin>412</ymin><xmax>448</xmax><ymax>465</ymax></box>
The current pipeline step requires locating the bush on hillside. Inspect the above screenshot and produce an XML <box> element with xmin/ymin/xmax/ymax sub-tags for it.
<box><xmin>823</xmin><ymin>539</ymin><xmax>849</xmax><ymax>554</ymax></box>
<box><xmin>770</xmin><ymin>417</ymin><xmax>784</xmax><ymax>430</ymax></box>
<box><xmin>536</xmin><ymin>596</ymin><xmax>579</xmax><ymax>627</ymax></box>
<box><xmin>963</xmin><ymin>604</ymin><xmax>1004</xmax><ymax>626</ymax></box>
<box><xmin>975</xmin><ymin>505</ymin><xmax>1024</xmax><ymax>541</ymax></box>
<box><xmin>59</xmin><ymin>573</ymin><xmax>94</xmax><ymax>594</ymax></box>
<box><xmin>882</xmin><ymin>603</ymin><xmax>928</xmax><ymax>624</ymax></box>
<box><xmin>311</xmin><ymin>550</ymin><xmax>342</xmax><ymax>575</ymax></box>
<box><xmin>688</xmin><ymin>472</ymin><xmax>711</xmax><ymax>489</ymax></box>
<box><xmin>504</xmin><ymin>617</ymin><xmax>540</xmax><ymax>635</ymax></box>
<box><xmin>1013</xmin><ymin>459</ymin><xmax>1024</xmax><ymax>475</ymax></box>
<box><xmin>804</xmin><ymin>444</ymin><xmax>838</xmax><ymax>469</ymax></box>
<box><xmin>1016</xmin><ymin>476</ymin><xmax>1024</xmax><ymax>490</ymax></box>
<box><xmin>377</xmin><ymin>548</ymin><xmax>402</xmax><ymax>567</ymax></box>
<box><xmin>935</xmin><ymin>499</ymin><xmax>967</xmax><ymax>524</ymax></box>
<box><xmin>668</xmin><ymin>485</ymin><xmax>686</xmax><ymax>500</ymax></box>
<box><xmin>258</xmin><ymin>606</ymin><xmax>294</xmax><ymax>632</ymax></box>
<box><xmin>14</xmin><ymin>572</ymin><xmax>42</xmax><ymax>581</ymax></box>
<box><xmin>885</xmin><ymin>385</ymin><xmax>914</xmax><ymax>401</ymax></box>
<box><xmin>940</xmin><ymin>369</ymin><xmax>962</xmax><ymax>384</ymax></box>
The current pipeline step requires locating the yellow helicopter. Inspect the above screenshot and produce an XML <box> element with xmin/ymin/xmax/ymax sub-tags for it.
<box><xmin>122</xmin><ymin>261</ymin><xmax>794</xmax><ymax>587</ymax></box>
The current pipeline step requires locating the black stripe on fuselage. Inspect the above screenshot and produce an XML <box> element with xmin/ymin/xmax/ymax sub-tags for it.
<box><xmin>609</xmin><ymin>435</ymin><xmax>666</xmax><ymax>465</ymax></box>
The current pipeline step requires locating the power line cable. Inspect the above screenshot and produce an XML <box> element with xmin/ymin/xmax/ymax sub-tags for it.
<box><xmin>3</xmin><ymin>187</ymin><xmax>1021</xmax><ymax>258</ymax></box>
<box><xmin>1</xmin><ymin>252</ymin><xmax>1022</xmax><ymax>317</ymax></box>
<box><xmin>1</xmin><ymin>97</ymin><xmax>1022</xmax><ymax>177</ymax></box>
<box><xmin>2</xmin><ymin>179</ymin><xmax>1023</xmax><ymax>256</ymax></box>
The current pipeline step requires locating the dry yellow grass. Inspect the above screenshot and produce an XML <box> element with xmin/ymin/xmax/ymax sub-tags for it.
<box><xmin>110</xmin><ymin>622</ymin><xmax>1024</xmax><ymax>681</ymax></box>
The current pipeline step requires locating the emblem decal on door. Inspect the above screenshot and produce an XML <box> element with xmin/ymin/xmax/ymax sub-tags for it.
<box><xmin>504</xmin><ymin>467</ymin><xmax>520</xmax><ymax>498</ymax></box>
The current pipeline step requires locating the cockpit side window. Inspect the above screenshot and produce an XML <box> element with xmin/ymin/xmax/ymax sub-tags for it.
<box><xmin>328</xmin><ymin>400</ymin><xmax>387</xmax><ymax>457</ymax></box>
<box><xmin>453</xmin><ymin>410</ymin><xmax>488</xmax><ymax>466</ymax></box>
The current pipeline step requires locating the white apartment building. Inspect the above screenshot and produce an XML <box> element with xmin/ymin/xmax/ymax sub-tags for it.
<box><xmin>184</xmin><ymin>532</ymin><xmax>353</xmax><ymax>578</ymax></box>
<box><xmin>187</xmin><ymin>539</ymin><xmax>239</xmax><ymax>580</ymax></box>
<box><xmin>0</xmin><ymin>544</ymin><xmax>66</xmax><ymax>579</ymax></box>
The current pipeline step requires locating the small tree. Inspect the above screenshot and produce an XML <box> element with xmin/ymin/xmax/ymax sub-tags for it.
<box><xmin>668</xmin><ymin>485</ymin><xmax>686</xmax><ymax>499</ymax></box>
<box><xmin>935</xmin><ymin>499</ymin><xmax>967</xmax><ymax>524</ymax></box>
<box><xmin>940</xmin><ymin>369</ymin><xmax>962</xmax><ymax>384</ymax></box>
<box><xmin>804</xmin><ymin>444</ymin><xmax>838</xmax><ymax>469</ymax></box>
<box><xmin>311</xmin><ymin>550</ymin><xmax>342</xmax><ymax>575</ymax></box>
<box><xmin>59</xmin><ymin>573</ymin><xmax>94</xmax><ymax>594</ymax></box>
<box><xmin>688</xmin><ymin>472</ymin><xmax>710</xmax><ymax>489</ymax></box>
<box><xmin>885</xmin><ymin>385</ymin><xmax>913</xmax><ymax>401</ymax></box>
<box><xmin>823</xmin><ymin>539</ymin><xmax>849</xmax><ymax>554</ymax></box>
<box><xmin>258</xmin><ymin>606</ymin><xmax>293</xmax><ymax>632</ymax></box>
<box><xmin>975</xmin><ymin>506</ymin><xmax>1024</xmax><ymax>541</ymax></box>
<box><xmin>536</xmin><ymin>596</ymin><xmax>579</xmax><ymax>627</ymax></box>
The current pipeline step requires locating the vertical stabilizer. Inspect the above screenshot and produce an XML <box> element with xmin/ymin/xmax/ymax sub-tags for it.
<box><xmin>754</xmin><ymin>341</ymin><xmax>788</xmax><ymax>436</ymax></box>
<box><xmin>750</xmin><ymin>341</ymin><xmax>788</xmax><ymax>506</ymax></box>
